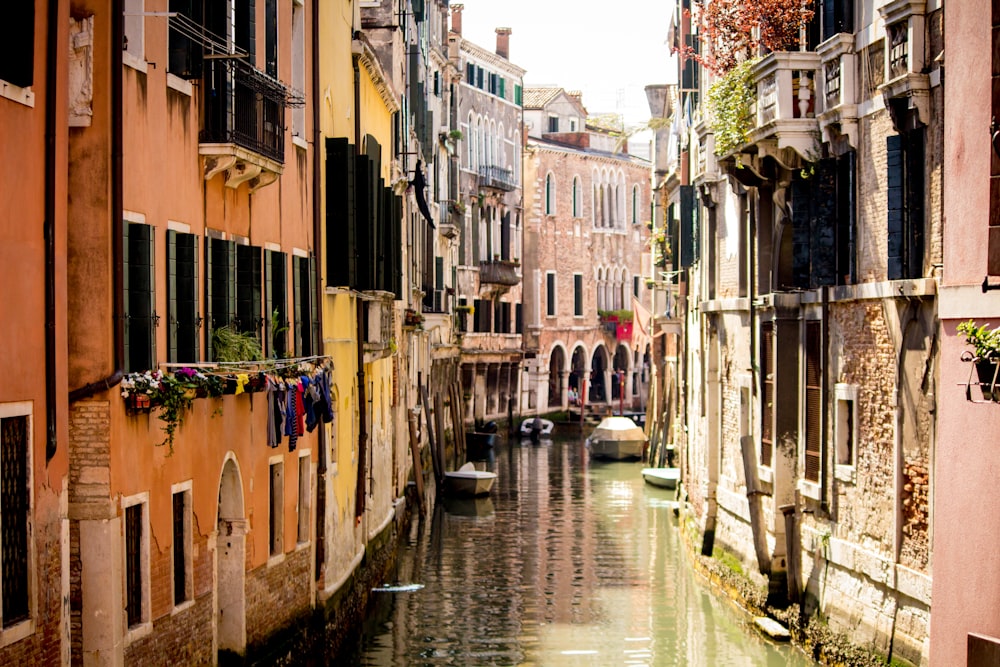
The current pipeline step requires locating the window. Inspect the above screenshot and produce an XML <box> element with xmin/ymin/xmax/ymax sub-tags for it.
<box><xmin>124</xmin><ymin>221</ymin><xmax>156</xmax><ymax>372</ymax></box>
<box><xmin>547</xmin><ymin>116</ymin><xmax>559</xmax><ymax>133</ymax></box>
<box><xmin>291</xmin><ymin>0</ymin><xmax>306</xmax><ymax>137</ymax></box>
<box><xmin>498</xmin><ymin>77</ymin><xmax>505</xmax><ymax>99</ymax></box>
<box><xmin>887</xmin><ymin>130</ymin><xmax>925</xmax><ymax>281</ymax></box>
<box><xmin>264</xmin><ymin>0</ymin><xmax>278</xmax><ymax>77</ymax></box>
<box><xmin>633</xmin><ymin>275</ymin><xmax>640</xmax><ymax>298</ymax></box>
<box><xmin>514</xmin><ymin>84</ymin><xmax>522</xmax><ymax>106</ymax></box>
<box><xmin>820</xmin><ymin>0</ymin><xmax>854</xmax><ymax>41</ymax></box>
<box><xmin>835</xmin><ymin>384</ymin><xmax>858</xmax><ymax>469</ymax></box>
<box><xmin>804</xmin><ymin>321</ymin><xmax>822</xmax><ymax>483</ymax></box>
<box><xmin>124</xmin><ymin>0</ymin><xmax>145</xmax><ymax>62</ymax></box>
<box><xmin>168</xmin><ymin>0</ymin><xmax>202</xmax><ymax>79</ymax></box>
<box><xmin>836</xmin><ymin>151</ymin><xmax>857</xmax><ymax>285</ymax></box>
<box><xmin>632</xmin><ymin>185</ymin><xmax>640</xmax><ymax>224</ymax></box>
<box><xmin>545</xmin><ymin>173</ymin><xmax>555</xmax><ymax>215</ymax></box>
<box><xmin>569</xmin><ymin>119</ymin><xmax>577</xmax><ymax>131</ymax></box>
<box><xmin>297</xmin><ymin>453</ymin><xmax>310</xmax><ymax>545</ymax></box>
<box><xmin>574</xmin><ymin>274</ymin><xmax>583</xmax><ymax>317</ymax></box>
<box><xmin>1</xmin><ymin>4</ymin><xmax>34</xmax><ymax>88</ymax></box>
<box><xmin>171</xmin><ymin>485</ymin><xmax>192</xmax><ymax>607</ymax></box>
<box><xmin>167</xmin><ymin>231</ymin><xmax>200</xmax><ymax>363</ymax></box>
<box><xmin>123</xmin><ymin>494</ymin><xmax>149</xmax><ymax>631</ymax></box>
<box><xmin>572</xmin><ymin>177</ymin><xmax>580</xmax><ymax>217</ymax></box>
<box><xmin>235</xmin><ymin>244</ymin><xmax>262</xmax><ymax>340</ymax></box>
<box><xmin>546</xmin><ymin>273</ymin><xmax>556</xmax><ymax>317</ymax></box>
<box><xmin>207</xmin><ymin>236</ymin><xmax>236</xmax><ymax>353</ymax></box>
<box><xmin>265</xmin><ymin>250</ymin><xmax>288</xmax><ymax>358</ymax></box>
<box><xmin>760</xmin><ymin>321</ymin><xmax>774</xmax><ymax>468</ymax></box>
<box><xmin>474</xmin><ymin>299</ymin><xmax>491</xmax><ymax>333</ymax></box>
<box><xmin>269</xmin><ymin>459</ymin><xmax>284</xmax><ymax>558</ymax></box>
<box><xmin>293</xmin><ymin>254</ymin><xmax>317</xmax><ymax>356</ymax></box>
<box><xmin>476</xmin><ymin>66</ymin><xmax>484</xmax><ymax>89</ymax></box>
<box><xmin>466</xmin><ymin>62</ymin><xmax>474</xmax><ymax>83</ymax></box>
<box><xmin>1</xmin><ymin>406</ymin><xmax>31</xmax><ymax>630</ymax></box>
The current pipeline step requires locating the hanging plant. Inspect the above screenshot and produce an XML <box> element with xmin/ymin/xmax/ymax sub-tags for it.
<box><xmin>152</xmin><ymin>373</ymin><xmax>195</xmax><ymax>453</ymax></box>
<box><xmin>706</xmin><ymin>57</ymin><xmax>760</xmax><ymax>158</ymax></box>
<box><xmin>212</xmin><ymin>325</ymin><xmax>263</xmax><ymax>362</ymax></box>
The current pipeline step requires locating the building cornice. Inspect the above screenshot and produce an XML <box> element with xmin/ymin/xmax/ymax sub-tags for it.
<box><xmin>353</xmin><ymin>37</ymin><xmax>400</xmax><ymax>114</ymax></box>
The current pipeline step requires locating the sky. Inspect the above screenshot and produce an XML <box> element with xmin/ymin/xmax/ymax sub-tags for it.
<box><xmin>458</xmin><ymin>0</ymin><xmax>677</xmax><ymax>128</ymax></box>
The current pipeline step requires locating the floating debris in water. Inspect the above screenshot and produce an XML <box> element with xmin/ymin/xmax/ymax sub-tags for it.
<box><xmin>372</xmin><ymin>583</ymin><xmax>424</xmax><ymax>593</ymax></box>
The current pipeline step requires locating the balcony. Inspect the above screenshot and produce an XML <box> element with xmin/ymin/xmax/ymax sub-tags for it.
<box><xmin>478</xmin><ymin>259</ymin><xmax>521</xmax><ymax>287</ymax></box>
<box><xmin>817</xmin><ymin>33</ymin><xmax>858</xmax><ymax>149</ymax></box>
<box><xmin>200</xmin><ymin>58</ymin><xmax>288</xmax><ymax>191</ymax></box>
<box><xmin>478</xmin><ymin>164</ymin><xmax>517</xmax><ymax>192</ymax></box>
<box><xmin>878</xmin><ymin>0</ymin><xmax>930</xmax><ymax>128</ymax></box>
<box><xmin>748</xmin><ymin>51</ymin><xmax>822</xmax><ymax>166</ymax></box>
<box><xmin>362</xmin><ymin>294</ymin><xmax>395</xmax><ymax>363</ymax></box>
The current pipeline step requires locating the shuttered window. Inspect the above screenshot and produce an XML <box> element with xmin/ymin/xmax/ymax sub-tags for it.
<box><xmin>887</xmin><ymin>130</ymin><xmax>925</xmax><ymax>280</ymax></box>
<box><xmin>236</xmin><ymin>244</ymin><xmax>262</xmax><ymax>339</ymax></box>
<box><xmin>679</xmin><ymin>185</ymin><xmax>698</xmax><ymax>268</ymax></box>
<box><xmin>265</xmin><ymin>250</ymin><xmax>288</xmax><ymax>359</ymax></box>
<box><xmin>474</xmin><ymin>299</ymin><xmax>491</xmax><ymax>333</ymax></box>
<box><xmin>172</xmin><ymin>490</ymin><xmax>190</xmax><ymax>606</ymax></box>
<box><xmin>167</xmin><ymin>231</ymin><xmax>200</xmax><ymax>363</ymax></box>
<box><xmin>546</xmin><ymin>273</ymin><xmax>556</xmax><ymax>316</ymax></box>
<box><xmin>1</xmin><ymin>414</ymin><xmax>29</xmax><ymax>628</ymax></box>
<box><xmin>293</xmin><ymin>255</ymin><xmax>316</xmax><ymax>357</ymax></box>
<box><xmin>761</xmin><ymin>321</ymin><xmax>774</xmax><ymax>467</ymax></box>
<box><xmin>804</xmin><ymin>321</ymin><xmax>822</xmax><ymax>482</ymax></box>
<box><xmin>574</xmin><ymin>274</ymin><xmax>583</xmax><ymax>316</ymax></box>
<box><xmin>269</xmin><ymin>462</ymin><xmax>283</xmax><ymax>557</ymax></box>
<box><xmin>124</xmin><ymin>222</ymin><xmax>156</xmax><ymax>372</ymax></box>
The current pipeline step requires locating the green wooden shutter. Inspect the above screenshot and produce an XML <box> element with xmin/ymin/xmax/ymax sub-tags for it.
<box><xmin>887</xmin><ymin>134</ymin><xmax>905</xmax><ymax>281</ymax></box>
<box><xmin>167</xmin><ymin>230</ymin><xmax>178</xmax><ymax>362</ymax></box>
<box><xmin>236</xmin><ymin>244</ymin><xmax>262</xmax><ymax>337</ymax></box>
<box><xmin>309</xmin><ymin>254</ymin><xmax>318</xmax><ymax>355</ymax></box>
<box><xmin>679</xmin><ymin>185</ymin><xmax>698</xmax><ymax>268</ymax></box>
<box><xmin>325</xmin><ymin>138</ymin><xmax>357</xmax><ymax>288</ymax></box>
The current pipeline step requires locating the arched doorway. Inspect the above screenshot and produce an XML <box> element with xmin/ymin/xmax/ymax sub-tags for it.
<box><xmin>548</xmin><ymin>346</ymin><xmax>566</xmax><ymax>407</ymax></box>
<box><xmin>569</xmin><ymin>345</ymin><xmax>587</xmax><ymax>401</ymax></box>
<box><xmin>590</xmin><ymin>345</ymin><xmax>608</xmax><ymax>403</ymax></box>
<box><xmin>611</xmin><ymin>344</ymin><xmax>630</xmax><ymax>404</ymax></box>
<box><xmin>217</xmin><ymin>457</ymin><xmax>247</xmax><ymax>664</ymax></box>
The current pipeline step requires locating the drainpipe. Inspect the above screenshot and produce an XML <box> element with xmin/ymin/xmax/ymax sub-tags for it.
<box><xmin>69</xmin><ymin>0</ymin><xmax>125</xmax><ymax>405</ymax></box>
<box><xmin>311</xmin><ymin>0</ymin><xmax>326</xmax><ymax>576</ymax></box>
<box><xmin>44</xmin><ymin>0</ymin><xmax>61</xmax><ymax>461</ymax></box>
<box><xmin>352</xmin><ymin>43</ymin><xmax>369</xmax><ymax>519</ymax></box>
<box><xmin>820</xmin><ymin>284</ymin><xmax>829</xmax><ymax>514</ymax></box>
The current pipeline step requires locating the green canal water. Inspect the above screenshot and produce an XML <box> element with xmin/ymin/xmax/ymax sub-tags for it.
<box><xmin>338</xmin><ymin>435</ymin><xmax>817</xmax><ymax>666</ymax></box>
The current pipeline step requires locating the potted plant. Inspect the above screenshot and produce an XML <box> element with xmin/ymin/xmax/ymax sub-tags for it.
<box><xmin>121</xmin><ymin>370</ymin><xmax>163</xmax><ymax>411</ymax></box>
<box><xmin>957</xmin><ymin>319</ymin><xmax>1000</xmax><ymax>401</ymax></box>
<box><xmin>212</xmin><ymin>325</ymin><xmax>264</xmax><ymax>362</ymax></box>
<box><xmin>150</xmin><ymin>373</ymin><xmax>195</xmax><ymax>453</ymax></box>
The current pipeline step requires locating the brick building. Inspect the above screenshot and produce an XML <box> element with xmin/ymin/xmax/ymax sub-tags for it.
<box><xmin>659</xmin><ymin>0</ymin><xmax>942</xmax><ymax>663</ymax></box>
<box><xmin>521</xmin><ymin>88</ymin><xmax>652</xmax><ymax>414</ymax></box>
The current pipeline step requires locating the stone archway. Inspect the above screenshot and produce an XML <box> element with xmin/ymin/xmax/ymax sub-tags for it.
<box><xmin>590</xmin><ymin>345</ymin><xmax>609</xmax><ymax>403</ymax></box>
<box><xmin>611</xmin><ymin>344</ymin><xmax>630</xmax><ymax>403</ymax></box>
<box><xmin>217</xmin><ymin>457</ymin><xmax>247</xmax><ymax>664</ymax></box>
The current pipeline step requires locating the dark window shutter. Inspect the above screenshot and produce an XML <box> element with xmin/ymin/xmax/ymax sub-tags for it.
<box><xmin>125</xmin><ymin>505</ymin><xmax>143</xmax><ymax>628</ymax></box>
<box><xmin>172</xmin><ymin>493</ymin><xmax>187</xmax><ymax>606</ymax></box>
<box><xmin>791</xmin><ymin>179</ymin><xmax>813</xmax><ymax>289</ymax></box>
<box><xmin>168</xmin><ymin>231</ymin><xmax>199</xmax><ymax>363</ymax></box>
<box><xmin>0</xmin><ymin>4</ymin><xmax>34</xmax><ymax>88</ymax></box>
<box><xmin>435</xmin><ymin>257</ymin><xmax>444</xmax><ymax>290</ymax></box>
<box><xmin>761</xmin><ymin>321</ymin><xmax>774</xmax><ymax>467</ymax></box>
<box><xmin>501</xmin><ymin>212</ymin><xmax>510</xmax><ymax>260</ymax></box>
<box><xmin>168</xmin><ymin>0</ymin><xmax>203</xmax><ymax>79</ymax></box>
<box><xmin>326</xmin><ymin>138</ymin><xmax>357</xmax><ymax>288</ymax></box>
<box><xmin>836</xmin><ymin>151</ymin><xmax>857</xmax><ymax>285</ymax></box>
<box><xmin>679</xmin><ymin>185</ymin><xmax>698</xmax><ymax>268</ymax></box>
<box><xmin>236</xmin><ymin>244</ymin><xmax>262</xmax><ymax>337</ymax></box>
<box><xmin>125</xmin><ymin>223</ymin><xmax>155</xmax><ymax>372</ymax></box>
<box><xmin>515</xmin><ymin>303</ymin><xmax>523</xmax><ymax>334</ymax></box>
<box><xmin>293</xmin><ymin>256</ymin><xmax>306</xmax><ymax>355</ymax></box>
<box><xmin>547</xmin><ymin>274</ymin><xmax>556</xmax><ymax>316</ymax></box>
<box><xmin>265</xmin><ymin>0</ymin><xmax>277</xmax><ymax>77</ymax></box>
<box><xmin>804</xmin><ymin>321</ymin><xmax>822</xmax><ymax>482</ymax></box>
<box><xmin>236</xmin><ymin>0</ymin><xmax>256</xmax><ymax>62</ymax></box>
<box><xmin>167</xmin><ymin>231</ymin><xmax>179</xmax><ymax>362</ymax></box>
<box><xmin>574</xmin><ymin>275</ymin><xmax>583</xmax><ymax>316</ymax></box>
<box><xmin>887</xmin><ymin>134</ymin><xmax>906</xmax><ymax>280</ymax></box>
<box><xmin>905</xmin><ymin>128</ymin><xmax>925</xmax><ymax>280</ymax></box>
<box><xmin>266</xmin><ymin>250</ymin><xmax>287</xmax><ymax>358</ymax></box>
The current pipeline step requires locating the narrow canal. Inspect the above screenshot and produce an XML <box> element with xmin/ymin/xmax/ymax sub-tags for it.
<box><xmin>337</xmin><ymin>434</ymin><xmax>817</xmax><ymax>666</ymax></box>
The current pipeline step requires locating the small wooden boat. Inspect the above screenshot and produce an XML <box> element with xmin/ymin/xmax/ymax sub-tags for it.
<box><xmin>465</xmin><ymin>431</ymin><xmax>498</xmax><ymax>450</ymax></box>
<box><xmin>443</xmin><ymin>462</ymin><xmax>496</xmax><ymax>497</ymax></box>
<box><xmin>586</xmin><ymin>416</ymin><xmax>647</xmax><ymax>461</ymax></box>
<box><xmin>642</xmin><ymin>467</ymin><xmax>680</xmax><ymax>489</ymax></box>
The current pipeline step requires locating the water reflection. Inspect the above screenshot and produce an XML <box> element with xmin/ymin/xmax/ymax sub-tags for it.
<box><xmin>343</xmin><ymin>436</ymin><xmax>816</xmax><ymax>666</ymax></box>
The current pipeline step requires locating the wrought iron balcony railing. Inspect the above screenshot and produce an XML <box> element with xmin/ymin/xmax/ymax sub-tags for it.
<box><xmin>201</xmin><ymin>58</ymin><xmax>287</xmax><ymax>163</ymax></box>
<box><xmin>478</xmin><ymin>164</ymin><xmax>517</xmax><ymax>191</ymax></box>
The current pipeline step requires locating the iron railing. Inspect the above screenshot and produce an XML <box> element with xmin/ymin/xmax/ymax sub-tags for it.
<box><xmin>478</xmin><ymin>164</ymin><xmax>517</xmax><ymax>191</ymax></box>
<box><xmin>201</xmin><ymin>58</ymin><xmax>287</xmax><ymax>163</ymax></box>
<box><xmin>479</xmin><ymin>259</ymin><xmax>520</xmax><ymax>286</ymax></box>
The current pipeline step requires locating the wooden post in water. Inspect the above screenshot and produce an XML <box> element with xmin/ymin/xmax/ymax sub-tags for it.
<box><xmin>420</xmin><ymin>385</ymin><xmax>441</xmax><ymax>484</ymax></box>
<box><xmin>450</xmin><ymin>382</ymin><xmax>465</xmax><ymax>463</ymax></box>
<box><xmin>740</xmin><ymin>435</ymin><xmax>772</xmax><ymax>574</ymax></box>
<box><xmin>434</xmin><ymin>392</ymin><xmax>448</xmax><ymax>471</ymax></box>
<box><xmin>407</xmin><ymin>410</ymin><xmax>425</xmax><ymax>510</ymax></box>
<box><xmin>780</xmin><ymin>503</ymin><xmax>801</xmax><ymax>604</ymax></box>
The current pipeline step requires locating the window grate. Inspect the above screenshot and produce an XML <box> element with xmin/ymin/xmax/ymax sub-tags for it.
<box><xmin>125</xmin><ymin>504</ymin><xmax>143</xmax><ymax>628</ymax></box>
<box><xmin>1</xmin><ymin>416</ymin><xmax>29</xmax><ymax>627</ymax></box>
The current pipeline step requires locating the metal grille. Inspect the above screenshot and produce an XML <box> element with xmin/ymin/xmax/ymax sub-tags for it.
<box><xmin>1</xmin><ymin>416</ymin><xmax>29</xmax><ymax>627</ymax></box>
<box><xmin>125</xmin><ymin>504</ymin><xmax>142</xmax><ymax>628</ymax></box>
<box><xmin>805</xmin><ymin>321</ymin><xmax>822</xmax><ymax>482</ymax></box>
<box><xmin>201</xmin><ymin>59</ymin><xmax>288</xmax><ymax>163</ymax></box>
<box><xmin>172</xmin><ymin>493</ymin><xmax>187</xmax><ymax>606</ymax></box>
<box><xmin>761</xmin><ymin>323</ymin><xmax>774</xmax><ymax>467</ymax></box>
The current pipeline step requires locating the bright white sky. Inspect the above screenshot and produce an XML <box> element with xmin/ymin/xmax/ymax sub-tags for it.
<box><xmin>458</xmin><ymin>0</ymin><xmax>677</xmax><ymax>128</ymax></box>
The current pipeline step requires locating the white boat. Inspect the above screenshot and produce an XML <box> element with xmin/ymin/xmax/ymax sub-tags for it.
<box><xmin>443</xmin><ymin>462</ymin><xmax>497</xmax><ymax>497</ymax></box>
<box><xmin>520</xmin><ymin>417</ymin><xmax>554</xmax><ymax>437</ymax></box>
<box><xmin>642</xmin><ymin>467</ymin><xmax>680</xmax><ymax>489</ymax></box>
<box><xmin>586</xmin><ymin>416</ymin><xmax>647</xmax><ymax>460</ymax></box>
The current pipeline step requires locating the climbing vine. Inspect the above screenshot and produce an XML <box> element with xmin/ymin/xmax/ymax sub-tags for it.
<box><xmin>706</xmin><ymin>57</ymin><xmax>760</xmax><ymax>157</ymax></box>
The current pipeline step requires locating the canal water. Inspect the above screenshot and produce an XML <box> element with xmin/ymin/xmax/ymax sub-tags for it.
<box><xmin>337</xmin><ymin>434</ymin><xmax>817</xmax><ymax>666</ymax></box>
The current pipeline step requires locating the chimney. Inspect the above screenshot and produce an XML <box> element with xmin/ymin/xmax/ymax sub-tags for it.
<box><xmin>495</xmin><ymin>27</ymin><xmax>512</xmax><ymax>59</ymax></box>
<box><xmin>451</xmin><ymin>4</ymin><xmax>463</xmax><ymax>36</ymax></box>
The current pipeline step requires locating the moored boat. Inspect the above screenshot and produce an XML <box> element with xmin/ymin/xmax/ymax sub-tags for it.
<box><xmin>443</xmin><ymin>462</ymin><xmax>497</xmax><ymax>497</ymax></box>
<box><xmin>642</xmin><ymin>467</ymin><xmax>680</xmax><ymax>489</ymax></box>
<box><xmin>586</xmin><ymin>416</ymin><xmax>647</xmax><ymax>460</ymax></box>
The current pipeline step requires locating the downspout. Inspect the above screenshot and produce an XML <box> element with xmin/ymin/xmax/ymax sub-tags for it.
<box><xmin>820</xmin><ymin>284</ymin><xmax>830</xmax><ymax>513</ymax></box>
<box><xmin>353</xmin><ymin>44</ymin><xmax>369</xmax><ymax>519</ymax></box>
<box><xmin>311</xmin><ymin>0</ymin><xmax>326</xmax><ymax>574</ymax></box>
<box><xmin>44</xmin><ymin>0</ymin><xmax>61</xmax><ymax>461</ymax></box>
<box><xmin>69</xmin><ymin>0</ymin><xmax>125</xmax><ymax>404</ymax></box>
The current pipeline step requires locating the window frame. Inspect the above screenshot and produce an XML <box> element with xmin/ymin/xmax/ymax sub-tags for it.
<box><xmin>0</xmin><ymin>403</ymin><xmax>34</xmax><ymax>645</ymax></box>
<box><xmin>170</xmin><ymin>481</ymin><xmax>194</xmax><ymax>611</ymax></box>
<box><xmin>296</xmin><ymin>450</ymin><xmax>311</xmax><ymax>547</ymax></box>
<box><xmin>546</xmin><ymin>272</ymin><xmax>557</xmax><ymax>317</ymax></box>
<box><xmin>268</xmin><ymin>456</ymin><xmax>285</xmax><ymax>562</ymax></box>
<box><xmin>573</xmin><ymin>274</ymin><xmax>583</xmax><ymax>317</ymax></box>
<box><xmin>834</xmin><ymin>383</ymin><xmax>858</xmax><ymax>483</ymax></box>
<box><xmin>122</xmin><ymin>492</ymin><xmax>152</xmax><ymax>642</ymax></box>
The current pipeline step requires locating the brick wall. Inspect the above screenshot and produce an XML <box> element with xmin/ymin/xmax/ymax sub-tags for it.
<box><xmin>123</xmin><ymin>596</ymin><xmax>214</xmax><ymax>665</ymax></box>
<box><xmin>245</xmin><ymin>548</ymin><xmax>313</xmax><ymax>651</ymax></box>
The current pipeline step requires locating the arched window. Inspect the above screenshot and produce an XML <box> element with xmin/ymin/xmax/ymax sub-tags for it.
<box><xmin>572</xmin><ymin>176</ymin><xmax>580</xmax><ymax>217</ymax></box>
<box><xmin>545</xmin><ymin>173</ymin><xmax>555</xmax><ymax>215</ymax></box>
<box><xmin>467</xmin><ymin>113</ymin><xmax>475</xmax><ymax>165</ymax></box>
<box><xmin>497</xmin><ymin>122</ymin><xmax>505</xmax><ymax>169</ymax></box>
